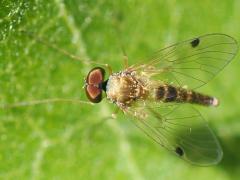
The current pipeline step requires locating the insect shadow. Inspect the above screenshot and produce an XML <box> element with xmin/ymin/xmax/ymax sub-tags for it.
<box><xmin>217</xmin><ymin>115</ymin><xmax>240</xmax><ymax>175</ymax></box>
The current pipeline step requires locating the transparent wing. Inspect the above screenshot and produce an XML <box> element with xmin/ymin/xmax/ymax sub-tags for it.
<box><xmin>127</xmin><ymin>102</ymin><xmax>222</xmax><ymax>166</ymax></box>
<box><xmin>131</xmin><ymin>33</ymin><xmax>238</xmax><ymax>89</ymax></box>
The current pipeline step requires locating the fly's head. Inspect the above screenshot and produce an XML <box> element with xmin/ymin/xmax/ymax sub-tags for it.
<box><xmin>85</xmin><ymin>67</ymin><xmax>108</xmax><ymax>103</ymax></box>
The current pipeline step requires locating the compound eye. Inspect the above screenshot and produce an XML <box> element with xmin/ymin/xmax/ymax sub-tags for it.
<box><xmin>85</xmin><ymin>67</ymin><xmax>105</xmax><ymax>103</ymax></box>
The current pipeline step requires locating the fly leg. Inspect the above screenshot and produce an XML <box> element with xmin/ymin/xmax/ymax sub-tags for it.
<box><xmin>104</xmin><ymin>63</ymin><xmax>113</xmax><ymax>75</ymax></box>
<box><xmin>121</xmin><ymin>45</ymin><xmax>129</xmax><ymax>69</ymax></box>
<box><xmin>110</xmin><ymin>11</ymin><xmax>128</xmax><ymax>69</ymax></box>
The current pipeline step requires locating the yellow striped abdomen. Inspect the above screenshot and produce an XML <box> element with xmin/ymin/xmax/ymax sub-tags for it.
<box><xmin>154</xmin><ymin>84</ymin><xmax>219</xmax><ymax>107</ymax></box>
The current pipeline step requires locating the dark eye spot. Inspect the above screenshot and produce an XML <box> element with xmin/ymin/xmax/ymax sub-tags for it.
<box><xmin>175</xmin><ymin>146</ymin><xmax>184</xmax><ymax>156</ymax></box>
<box><xmin>191</xmin><ymin>38</ymin><xmax>200</xmax><ymax>48</ymax></box>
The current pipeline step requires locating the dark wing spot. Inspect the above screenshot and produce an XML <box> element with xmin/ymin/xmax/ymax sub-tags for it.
<box><xmin>191</xmin><ymin>38</ymin><xmax>200</xmax><ymax>48</ymax></box>
<box><xmin>175</xmin><ymin>146</ymin><xmax>184</xmax><ymax>156</ymax></box>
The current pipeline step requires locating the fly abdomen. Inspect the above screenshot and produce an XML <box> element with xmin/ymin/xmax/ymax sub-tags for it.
<box><xmin>155</xmin><ymin>84</ymin><xmax>219</xmax><ymax>107</ymax></box>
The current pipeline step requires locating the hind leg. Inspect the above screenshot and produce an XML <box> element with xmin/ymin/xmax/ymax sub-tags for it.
<box><xmin>120</xmin><ymin>45</ymin><xmax>129</xmax><ymax>69</ymax></box>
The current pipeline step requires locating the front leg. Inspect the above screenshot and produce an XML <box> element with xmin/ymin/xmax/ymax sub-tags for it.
<box><xmin>123</xmin><ymin>55</ymin><xmax>129</xmax><ymax>69</ymax></box>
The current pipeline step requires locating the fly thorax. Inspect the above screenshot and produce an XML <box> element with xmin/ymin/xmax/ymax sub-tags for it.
<box><xmin>106</xmin><ymin>71</ymin><xmax>148</xmax><ymax>108</ymax></box>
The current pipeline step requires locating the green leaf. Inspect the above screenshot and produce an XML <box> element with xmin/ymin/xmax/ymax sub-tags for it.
<box><xmin>1</xmin><ymin>0</ymin><xmax>240</xmax><ymax>179</ymax></box>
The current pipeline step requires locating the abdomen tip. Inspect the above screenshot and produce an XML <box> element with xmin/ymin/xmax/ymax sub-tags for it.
<box><xmin>212</xmin><ymin>97</ymin><xmax>219</xmax><ymax>107</ymax></box>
